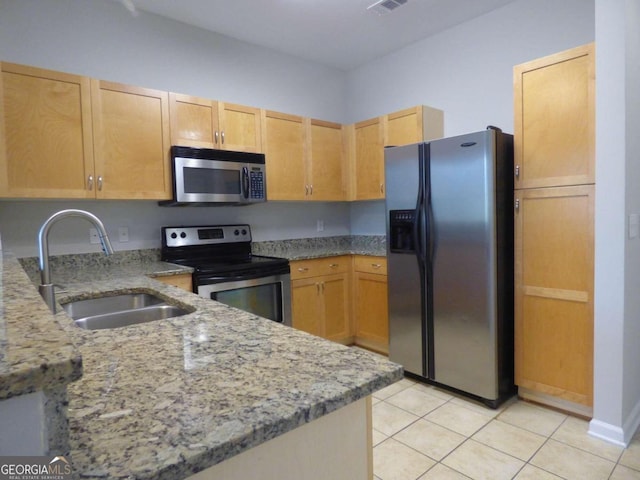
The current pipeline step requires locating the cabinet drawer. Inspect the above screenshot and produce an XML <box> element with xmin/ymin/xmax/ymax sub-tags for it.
<box><xmin>353</xmin><ymin>256</ymin><xmax>387</xmax><ymax>275</ymax></box>
<box><xmin>290</xmin><ymin>256</ymin><xmax>350</xmax><ymax>279</ymax></box>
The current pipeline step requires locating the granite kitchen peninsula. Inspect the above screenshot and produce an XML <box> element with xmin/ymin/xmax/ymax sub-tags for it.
<box><xmin>0</xmin><ymin>251</ymin><xmax>402</xmax><ymax>479</ymax></box>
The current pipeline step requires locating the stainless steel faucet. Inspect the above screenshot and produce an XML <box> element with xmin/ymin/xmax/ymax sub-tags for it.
<box><xmin>38</xmin><ymin>209</ymin><xmax>114</xmax><ymax>313</ymax></box>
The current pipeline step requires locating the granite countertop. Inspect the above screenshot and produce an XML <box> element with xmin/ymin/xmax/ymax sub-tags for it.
<box><xmin>0</xmin><ymin>254</ymin><xmax>82</xmax><ymax>400</ymax></box>
<box><xmin>4</xmin><ymin>247</ymin><xmax>401</xmax><ymax>479</ymax></box>
<box><xmin>252</xmin><ymin>235</ymin><xmax>386</xmax><ymax>260</ymax></box>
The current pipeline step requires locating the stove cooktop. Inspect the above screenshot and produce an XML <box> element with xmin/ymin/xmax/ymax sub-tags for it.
<box><xmin>160</xmin><ymin>225</ymin><xmax>289</xmax><ymax>276</ymax></box>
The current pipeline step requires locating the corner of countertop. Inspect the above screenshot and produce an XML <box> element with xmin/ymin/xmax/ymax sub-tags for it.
<box><xmin>0</xmin><ymin>252</ymin><xmax>83</xmax><ymax>401</ymax></box>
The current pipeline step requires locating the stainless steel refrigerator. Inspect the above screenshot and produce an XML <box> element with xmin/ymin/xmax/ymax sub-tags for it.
<box><xmin>385</xmin><ymin>127</ymin><xmax>514</xmax><ymax>408</ymax></box>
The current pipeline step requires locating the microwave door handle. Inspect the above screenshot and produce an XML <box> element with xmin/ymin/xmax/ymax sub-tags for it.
<box><xmin>242</xmin><ymin>166</ymin><xmax>250</xmax><ymax>199</ymax></box>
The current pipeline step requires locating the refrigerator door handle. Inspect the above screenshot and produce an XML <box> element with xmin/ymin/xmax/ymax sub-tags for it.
<box><xmin>427</xmin><ymin>199</ymin><xmax>437</xmax><ymax>263</ymax></box>
<box><xmin>414</xmin><ymin>186</ymin><xmax>425</xmax><ymax>263</ymax></box>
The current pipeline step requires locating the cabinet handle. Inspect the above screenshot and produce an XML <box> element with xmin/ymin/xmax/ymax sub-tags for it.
<box><xmin>380</xmin><ymin>183</ymin><xmax>384</xmax><ymax>194</ymax></box>
<box><xmin>97</xmin><ymin>176</ymin><xmax>103</xmax><ymax>191</ymax></box>
<box><xmin>87</xmin><ymin>175</ymin><xmax>94</xmax><ymax>191</ymax></box>
<box><xmin>515</xmin><ymin>165</ymin><xmax>520</xmax><ymax>179</ymax></box>
<box><xmin>297</xmin><ymin>267</ymin><xmax>309</xmax><ymax>272</ymax></box>
<box><xmin>215</xmin><ymin>131</ymin><xmax>219</xmax><ymax>144</ymax></box>
<box><xmin>515</xmin><ymin>198</ymin><xmax>520</xmax><ymax>212</ymax></box>
<box><xmin>305</xmin><ymin>185</ymin><xmax>309</xmax><ymax>196</ymax></box>
<box><xmin>371</xmin><ymin>263</ymin><xmax>382</xmax><ymax>269</ymax></box>
<box><xmin>221</xmin><ymin>131</ymin><xmax>225</xmax><ymax>145</ymax></box>
<box><xmin>309</xmin><ymin>184</ymin><xmax>313</xmax><ymax>195</ymax></box>
<box><xmin>329</xmin><ymin>263</ymin><xmax>339</xmax><ymax>268</ymax></box>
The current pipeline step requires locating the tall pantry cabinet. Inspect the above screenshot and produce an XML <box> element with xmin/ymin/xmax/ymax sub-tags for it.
<box><xmin>513</xmin><ymin>43</ymin><xmax>595</xmax><ymax>415</ymax></box>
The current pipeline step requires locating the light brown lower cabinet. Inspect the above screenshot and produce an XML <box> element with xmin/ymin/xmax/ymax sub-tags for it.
<box><xmin>352</xmin><ymin>256</ymin><xmax>389</xmax><ymax>355</ymax></box>
<box><xmin>290</xmin><ymin>256</ymin><xmax>352</xmax><ymax>344</ymax></box>
<box><xmin>515</xmin><ymin>185</ymin><xmax>594</xmax><ymax>411</ymax></box>
<box><xmin>289</xmin><ymin>255</ymin><xmax>390</xmax><ymax>352</ymax></box>
<box><xmin>152</xmin><ymin>273</ymin><xmax>193</xmax><ymax>292</ymax></box>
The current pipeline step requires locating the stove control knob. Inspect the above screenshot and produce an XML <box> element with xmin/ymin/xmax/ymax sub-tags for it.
<box><xmin>234</xmin><ymin>229</ymin><xmax>240</xmax><ymax>236</ymax></box>
<box><xmin>180</xmin><ymin>232</ymin><xmax>187</xmax><ymax>239</ymax></box>
<box><xmin>241</xmin><ymin>229</ymin><xmax>247</xmax><ymax>235</ymax></box>
<box><xmin>170</xmin><ymin>232</ymin><xmax>177</xmax><ymax>239</ymax></box>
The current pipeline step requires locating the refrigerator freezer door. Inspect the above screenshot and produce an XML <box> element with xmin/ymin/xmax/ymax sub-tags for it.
<box><xmin>385</xmin><ymin>143</ymin><xmax>426</xmax><ymax>377</ymax></box>
<box><xmin>429</xmin><ymin>130</ymin><xmax>499</xmax><ymax>400</ymax></box>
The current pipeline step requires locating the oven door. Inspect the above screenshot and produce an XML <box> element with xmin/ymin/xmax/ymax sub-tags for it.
<box><xmin>196</xmin><ymin>273</ymin><xmax>291</xmax><ymax>326</ymax></box>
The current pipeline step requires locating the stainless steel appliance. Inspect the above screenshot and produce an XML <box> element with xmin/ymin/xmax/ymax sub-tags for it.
<box><xmin>385</xmin><ymin>127</ymin><xmax>514</xmax><ymax>407</ymax></box>
<box><xmin>161</xmin><ymin>224</ymin><xmax>291</xmax><ymax>326</ymax></box>
<box><xmin>160</xmin><ymin>146</ymin><xmax>266</xmax><ymax>206</ymax></box>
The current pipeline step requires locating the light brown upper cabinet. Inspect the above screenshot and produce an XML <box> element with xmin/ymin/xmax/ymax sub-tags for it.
<box><xmin>350</xmin><ymin>105</ymin><xmax>443</xmax><ymax>201</ymax></box>
<box><xmin>351</xmin><ymin>116</ymin><xmax>384</xmax><ymax>201</ymax></box>
<box><xmin>307</xmin><ymin>119</ymin><xmax>346</xmax><ymax>201</ymax></box>
<box><xmin>384</xmin><ymin>105</ymin><xmax>444</xmax><ymax>147</ymax></box>
<box><xmin>169</xmin><ymin>93</ymin><xmax>217</xmax><ymax>148</ymax></box>
<box><xmin>169</xmin><ymin>93</ymin><xmax>262</xmax><ymax>153</ymax></box>
<box><xmin>262</xmin><ymin>110</ymin><xmax>307</xmax><ymax>201</ymax></box>
<box><xmin>0</xmin><ymin>62</ymin><xmax>94</xmax><ymax>198</ymax></box>
<box><xmin>0</xmin><ymin>62</ymin><xmax>171</xmax><ymax>200</ymax></box>
<box><xmin>514</xmin><ymin>43</ymin><xmax>595</xmax><ymax>189</ymax></box>
<box><xmin>262</xmin><ymin>112</ymin><xmax>347</xmax><ymax>201</ymax></box>
<box><xmin>91</xmin><ymin>80</ymin><xmax>171</xmax><ymax>199</ymax></box>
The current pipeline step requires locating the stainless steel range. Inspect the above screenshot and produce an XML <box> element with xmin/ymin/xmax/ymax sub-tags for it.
<box><xmin>161</xmin><ymin>224</ymin><xmax>291</xmax><ymax>326</ymax></box>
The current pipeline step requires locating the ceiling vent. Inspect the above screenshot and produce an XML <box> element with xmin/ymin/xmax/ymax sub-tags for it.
<box><xmin>367</xmin><ymin>0</ymin><xmax>409</xmax><ymax>16</ymax></box>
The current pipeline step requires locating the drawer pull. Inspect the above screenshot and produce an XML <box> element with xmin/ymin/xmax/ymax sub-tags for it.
<box><xmin>329</xmin><ymin>263</ymin><xmax>339</xmax><ymax>268</ymax></box>
<box><xmin>297</xmin><ymin>267</ymin><xmax>309</xmax><ymax>272</ymax></box>
<box><xmin>371</xmin><ymin>263</ymin><xmax>382</xmax><ymax>269</ymax></box>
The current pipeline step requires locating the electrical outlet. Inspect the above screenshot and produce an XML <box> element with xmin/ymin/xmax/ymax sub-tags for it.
<box><xmin>89</xmin><ymin>228</ymin><xmax>100</xmax><ymax>244</ymax></box>
<box><xmin>317</xmin><ymin>220</ymin><xmax>324</xmax><ymax>232</ymax></box>
<box><xmin>118</xmin><ymin>226</ymin><xmax>129</xmax><ymax>243</ymax></box>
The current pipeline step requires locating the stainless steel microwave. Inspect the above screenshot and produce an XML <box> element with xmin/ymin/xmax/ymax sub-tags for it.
<box><xmin>160</xmin><ymin>146</ymin><xmax>267</xmax><ymax>206</ymax></box>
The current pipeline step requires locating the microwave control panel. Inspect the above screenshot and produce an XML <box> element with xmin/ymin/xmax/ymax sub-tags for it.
<box><xmin>250</xmin><ymin>170</ymin><xmax>265</xmax><ymax>199</ymax></box>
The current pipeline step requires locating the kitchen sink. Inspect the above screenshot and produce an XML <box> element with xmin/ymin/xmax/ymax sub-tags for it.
<box><xmin>61</xmin><ymin>292</ymin><xmax>193</xmax><ymax>330</ymax></box>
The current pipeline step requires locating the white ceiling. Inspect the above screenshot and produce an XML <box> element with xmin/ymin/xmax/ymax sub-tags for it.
<box><xmin>125</xmin><ymin>0</ymin><xmax>518</xmax><ymax>70</ymax></box>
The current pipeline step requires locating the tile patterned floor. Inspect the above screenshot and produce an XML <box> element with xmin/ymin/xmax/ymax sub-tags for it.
<box><xmin>371</xmin><ymin>378</ymin><xmax>640</xmax><ymax>480</ymax></box>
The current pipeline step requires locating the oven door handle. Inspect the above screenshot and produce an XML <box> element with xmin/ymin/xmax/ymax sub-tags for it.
<box><xmin>197</xmin><ymin>273</ymin><xmax>290</xmax><ymax>293</ymax></box>
<box><xmin>199</xmin><ymin>272</ymin><xmax>287</xmax><ymax>285</ymax></box>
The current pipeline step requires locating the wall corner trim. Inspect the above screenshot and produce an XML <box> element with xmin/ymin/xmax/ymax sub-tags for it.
<box><xmin>589</xmin><ymin>397</ymin><xmax>640</xmax><ymax>447</ymax></box>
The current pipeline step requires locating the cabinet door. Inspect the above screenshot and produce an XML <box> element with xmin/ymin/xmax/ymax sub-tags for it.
<box><xmin>308</xmin><ymin>119</ymin><xmax>346</xmax><ymax>201</ymax></box>
<box><xmin>152</xmin><ymin>273</ymin><xmax>193</xmax><ymax>292</ymax></box>
<box><xmin>291</xmin><ymin>278</ymin><xmax>322</xmax><ymax>336</ymax></box>
<box><xmin>91</xmin><ymin>80</ymin><xmax>171</xmax><ymax>199</ymax></box>
<box><xmin>515</xmin><ymin>185</ymin><xmax>594</xmax><ymax>406</ymax></box>
<box><xmin>353</xmin><ymin>271</ymin><xmax>389</xmax><ymax>355</ymax></box>
<box><xmin>169</xmin><ymin>93</ymin><xmax>217</xmax><ymax>148</ymax></box>
<box><xmin>384</xmin><ymin>106</ymin><xmax>444</xmax><ymax>147</ymax></box>
<box><xmin>0</xmin><ymin>62</ymin><xmax>94</xmax><ymax>198</ymax></box>
<box><xmin>353</xmin><ymin>117</ymin><xmax>384</xmax><ymax>200</ymax></box>
<box><xmin>218</xmin><ymin>102</ymin><xmax>262</xmax><ymax>153</ymax></box>
<box><xmin>263</xmin><ymin>110</ymin><xmax>306</xmax><ymax>200</ymax></box>
<box><xmin>322</xmin><ymin>273</ymin><xmax>352</xmax><ymax>343</ymax></box>
<box><xmin>514</xmin><ymin>43</ymin><xmax>595</xmax><ymax>189</ymax></box>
